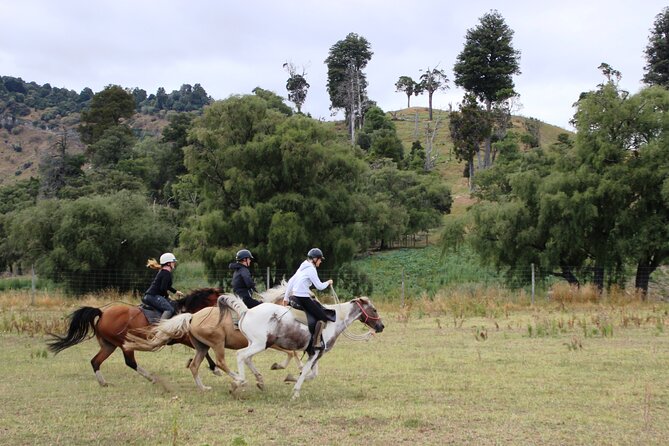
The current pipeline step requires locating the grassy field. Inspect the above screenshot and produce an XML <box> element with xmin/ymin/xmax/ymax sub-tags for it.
<box><xmin>1</xmin><ymin>289</ymin><xmax>668</xmax><ymax>445</ymax></box>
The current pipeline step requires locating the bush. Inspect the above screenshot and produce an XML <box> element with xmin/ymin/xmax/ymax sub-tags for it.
<box><xmin>335</xmin><ymin>263</ymin><xmax>373</xmax><ymax>298</ymax></box>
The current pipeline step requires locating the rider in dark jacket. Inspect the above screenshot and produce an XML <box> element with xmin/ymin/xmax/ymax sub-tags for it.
<box><xmin>142</xmin><ymin>252</ymin><xmax>183</xmax><ymax>319</ymax></box>
<box><xmin>229</xmin><ymin>249</ymin><xmax>261</xmax><ymax>308</ymax></box>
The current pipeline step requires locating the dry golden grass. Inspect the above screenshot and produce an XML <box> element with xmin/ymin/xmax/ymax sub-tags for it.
<box><xmin>1</xmin><ymin>288</ymin><xmax>668</xmax><ymax>445</ymax></box>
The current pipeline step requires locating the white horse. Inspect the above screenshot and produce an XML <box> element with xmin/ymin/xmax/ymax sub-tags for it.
<box><xmin>219</xmin><ymin>294</ymin><xmax>385</xmax><ymax>399</ymax></box>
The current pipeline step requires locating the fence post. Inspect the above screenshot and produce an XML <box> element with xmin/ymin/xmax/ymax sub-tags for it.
<box><xmin>31</xmin><ymin>264</ymin><xmax>36</xmax><ymax>306</ymax></box>
<box><xmin>267</xmin><ymin>267</ymin><xmax>270</xmax><ymax>290</ymax></box>
<box><xmin>401</xmin><ymin>267</ymin><xmax>405</xmax><ymax>307</ymax></box>
<box><xmin>531</xmin><ymin>263</ymin><xmax>535</xmax><ymax>305</ymax></box>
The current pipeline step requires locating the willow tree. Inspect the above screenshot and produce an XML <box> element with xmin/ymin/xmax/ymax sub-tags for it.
<box><xmin>181</xmin><ymin>94</ymin><xmax>373</xmax><ymax>281</ymax></box>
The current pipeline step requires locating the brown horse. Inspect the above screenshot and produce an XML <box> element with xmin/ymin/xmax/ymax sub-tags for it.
<box><xmin>47</xmin><ymin>288</ymin><xmax>222</xmax><ymax>387</ymax></box>
<box><xmin>124</xmin><ymin>286</ymin><xmax>302</xmax><ymax>390</ymax></box>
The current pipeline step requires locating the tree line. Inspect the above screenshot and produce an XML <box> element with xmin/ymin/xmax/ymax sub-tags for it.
<box><xmin>0</xmin><ymin>82</ymin><xmax>451</xmax><ymax>293</ymax></box>
<box><xmin>0</xmin><ymin>76</ymin><xmax>213</xmax><ymax>132</ymax></box>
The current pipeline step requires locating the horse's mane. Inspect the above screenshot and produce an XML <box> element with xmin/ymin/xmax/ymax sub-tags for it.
<box><xmin>176</xmin><ymin>287</ymin><xmax>223</xmax><ymax>311</ymax></box>
<box><xmin>259</xmin><ymin>281</ymin><xmax>287</xmax><ymax>303</ymax></box>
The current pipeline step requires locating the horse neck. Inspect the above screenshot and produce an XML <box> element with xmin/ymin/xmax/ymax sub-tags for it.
<box><xmin>178</xmin><ymin>290</ymin><xmax>218</xmax><ymax>313</ymax></box>
<box><xmin>331</xmin><ymin>302</ymin><xmax>361</xmax><ymax>333</ymax></box>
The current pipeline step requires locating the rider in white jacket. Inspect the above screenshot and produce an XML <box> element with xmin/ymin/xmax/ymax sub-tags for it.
<box><xmin>283</xmin><ymin>248</ymin><xmax>333</xmax><ymax>349</ymax></box>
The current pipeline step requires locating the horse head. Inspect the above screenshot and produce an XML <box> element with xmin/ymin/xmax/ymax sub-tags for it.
<box><xmin>177</xmin><ymin>288</ymin><xmax>223</xmax><ymax>313</ymax></box>
<box><xmin>351</xmin><ymin>297</ymin><xmax>384</xmax><ymax>333</ymax></box>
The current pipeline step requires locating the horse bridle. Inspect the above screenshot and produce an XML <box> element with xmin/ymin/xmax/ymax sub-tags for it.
<box><xmin>355</xmin><ymin>299</ymin><xmax>381</xmax><ymax>325</ymax></box>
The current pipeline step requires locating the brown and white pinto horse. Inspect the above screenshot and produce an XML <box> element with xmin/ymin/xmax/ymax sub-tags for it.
<box><xmin>223</xmin><ymin>294</ymin><xmax>384</xmax><ymax>399</ymax></box>
<box><xmin>47</xmin><ymin>288</ymin><xmax>222</xmax><ymax>386</ymax></box>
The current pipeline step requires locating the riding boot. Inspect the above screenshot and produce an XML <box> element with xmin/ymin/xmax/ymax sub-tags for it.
<box><xmin>160</xmin><ymin>310</ymin><xmax>172</xmax><ymax>320</ymax></box>
<box><xmin>312</xmin><ymin>320</ymin><xmax>325</xmax><ymax>349</ymax></box>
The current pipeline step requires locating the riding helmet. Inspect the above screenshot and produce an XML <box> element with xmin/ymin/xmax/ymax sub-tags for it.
<box><xmin>159</xmin><ymin>252</ymin><xmax>177</xmax><ymax>265</ymax></box>
<box><xmin>235</xmin><ymin>249</ymin><xmax>254</xmax><ymax>261</ymax></box>
<box><xmin>307</xmin><ymin>248</ymin><xmax>324</xmax><ymax>259</ymax></box>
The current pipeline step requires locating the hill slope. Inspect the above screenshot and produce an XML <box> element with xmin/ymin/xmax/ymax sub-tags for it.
<box><xmin>388</xmin><ymin>106</ymin><xmax>570</xmax><ymax>215</ymax></box>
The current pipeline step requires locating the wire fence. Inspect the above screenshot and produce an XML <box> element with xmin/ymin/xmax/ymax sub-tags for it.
<box><xmin>5</xmin><ymin>263</ymin><xmax>660</xmax><ymax>302</ymax></box>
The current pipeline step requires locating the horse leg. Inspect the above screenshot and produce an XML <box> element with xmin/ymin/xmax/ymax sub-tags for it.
<box><xmin>291</xmin><ymin>354</ymin><xmax>320</xmax><ymax>400</ymax></box>
<box><xmin>188</xmin><ymin>342</ymin><xmax>212</xmax><ymax>391</ymax></box>
<box><xmin>91</xmin><ymin>340</ymin><xmax>116</xmax><ymax>387</ymax></box>
<box><xmin>234</xmin><ymin>342</ymin><xmax>267</xmax><ymax>391</ymax></box>
<box><xmin>205</xmin><ymin>352</ymin><xmax>223</xmax><ymax>376</ymax></box>
<box><xmin>122</xmin><ymin>349</ymin><xmax>156</xmax><ymax>384</ymax></box>
<box><xmin>209</xmin><ymin>343</ymin><xmax>240</xmax><ymax>381</ymax></box>
<box><xmin>270</xmin><ymin>350</ymin><xmax>302</xmax><ymax>371</ymax></box>
<box><xmin>245</xmin><ymin>354</ymin><xmax>265</xmax><ymax>391</ymax></box>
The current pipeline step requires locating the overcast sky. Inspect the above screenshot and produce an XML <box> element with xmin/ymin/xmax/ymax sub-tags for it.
<box><xmin>1</xmin><ymin>0</ymin><xmax>667</xmax><ymax>130</ymax></box>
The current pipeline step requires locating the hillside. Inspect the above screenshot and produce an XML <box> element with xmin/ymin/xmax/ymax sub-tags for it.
<box><xmin>0</xmin><ymin>111</ymin><xmax>170</xmax><ymax>187</ymax></box>
<box><xmin>1</xmin><ymin>101</ymin><xmax>569</xmax><ymax>197</ymax></box>
<box><xmin>388</xmin><ymin>106</ymin><xmax>570</xmax><ymax>215</ymax></box>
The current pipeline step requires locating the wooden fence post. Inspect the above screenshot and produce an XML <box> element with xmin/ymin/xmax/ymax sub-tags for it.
<box><xmin>531</xmin><ymin>263</ymin><xmax>535</xmax><ymax>305</ymax></box>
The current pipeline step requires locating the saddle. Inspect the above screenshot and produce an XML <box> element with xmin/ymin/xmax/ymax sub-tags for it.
<box><xmin>287</xmin><ymin>297</ymin><xmax>336</xmax><ymax>331</ymax></box>
<box><xmin>139</xmin><ymin>304</ymin><xmax>162</xmax><ymax>324</ymax></box>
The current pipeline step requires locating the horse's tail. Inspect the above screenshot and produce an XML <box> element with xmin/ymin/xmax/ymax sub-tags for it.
<box><xmin>123</xmin><ymin>314</ymin><xmax>193</xmax><ymax>352</ymax></box>
<box><xmin>217</xmin><ymin>293</ymin><xmax>248</xmax><ymax>324</ymax></box>
<box><xmin>47</xmin><ymin>307</ymin><xmax>102</xmax><ymax>354</ymax></box>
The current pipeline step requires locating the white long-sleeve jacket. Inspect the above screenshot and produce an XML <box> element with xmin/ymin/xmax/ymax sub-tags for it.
<box><xmin>283</xmin><ymin>260</ymin><xmax>329</xmax><ymax>303</ymax></box>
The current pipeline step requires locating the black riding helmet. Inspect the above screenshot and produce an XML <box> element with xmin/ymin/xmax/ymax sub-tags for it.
<box><xmin>307</xmin><ymin>248</ymin><xmax>324</xmax><ymax>260</ymax></box>
<box><xmin>236</xmin><ymin>249</ymin><xmax>254</xmax><ymax>261</ymax></box>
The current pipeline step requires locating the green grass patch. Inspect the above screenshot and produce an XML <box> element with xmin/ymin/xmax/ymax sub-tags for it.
<box><xmin>0</xmin><ymin>276</ymin><xmax>56</xmax><ymax>292</ymax></box>
<box><xmin>354</xmin><ymin>244</ymin><xmax>507</xmax><ymax>300</ymax></box>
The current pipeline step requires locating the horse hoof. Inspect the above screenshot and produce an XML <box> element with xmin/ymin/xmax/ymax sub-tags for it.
<box><xmin>291</xmin><ymin>391</ymin><xmax>300</xmax><ymax>400</ymax></box>
<box><xmin>256</xmin><ymin>382</ymin><xmax>265</xmax><ymax>391</ymax></box>
<box><xmin>201</xmin><ymin>386</ymin><xmax>212</xmax><ymax>391</ymax></box>
<box><xmin>283</xmin><ymin>374</ymin><xmax>297</xmax><ymax>383</ymax></box>
<box><xmin>212</xmin><ymin>368</ymin><xmax>223</xmax><ymax>376</ymax></box>
<box><xmin>270</xmin><ymin>362</ymin><xmax>283</xmax><ymax>370</ymax></box>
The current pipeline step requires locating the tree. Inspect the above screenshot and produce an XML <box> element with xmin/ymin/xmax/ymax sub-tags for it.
<box><xmin>325</xmin><ymin>33</ymin><xmax>373</xmax><ymax>144</ymax></box>
<box><xmin>5</xmin><ymin>192</ymin><xmax>176</xmax><ymax>294</ymax></box>
<box><xmin>181</xmin><ymin>95</ymin><xmax>371</xmax><ymax>281</ymax></box>
<box><xmin>284</xmin><ymin>62</ymin><xmax>310</xmax><ymax>113</ymax></box>
<box><xmin>87</xmin><ymin>125</ymin><xmax>135</xmax><ymax>169</ymax></box>
<box><xmin>449</xmin><ymin>94</ymin><xmax>491</xmax><ymax>190</ymax></box>
<box><xmin>180</xmin><ymin>95</ymin><xmax>449</xmax><ymax>283</ymax></box>
<box><xmin>453</xmin><ymin>10</ymin><xmax>521</xmax><ymax>167</ymax></box>
<box><xmin>78</xmin><ymin>85</ymin><xmax>136</xmax><ymax>145</ymax></box>
<box><xmin>252</xmin><ymin>87</ymin><xmax>293</xmax><ymax>116</ymax></box>
<box><xmin>643</xmin><ymin>7</ymin><xmax>669</xmax><ymax>87</ymax></box>
<box><xmin>521</xmin><ymin>117</ymin><xmax>541</xmax><ymax>149</ymax></box>
<box><xmin>357</xmin><ymin>106</ymin><xmax>404</xmax><ymax>164</ymax></box>
<box><xmin>415</xmin><ymin>67</ymin><xmax>449</xmax><ymax>121</ymax></box>
<box><xmin>38</xmin><ymin>130</ymin><xmax>85</xmax><ymax>198</ymax></box>
<box><xmin>395</xmin><ymin>76</ymin><xmax>417</xmax><ymax>108</ymax></box>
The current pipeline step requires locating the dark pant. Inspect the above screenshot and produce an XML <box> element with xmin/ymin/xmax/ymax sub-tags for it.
<box><xmin>142</xmin><ymin>294</ymin><xmax>175</xmax><ymax>316</ymax></box>
<box><xmin>236</xmin><ymin>290</ymin><xmax>261</xmax><ymax>309</ymax></box>
<box><xmin>292</xmin><ymin>295</ymin><xmax>332</xmax><ymax>323</ymax></box>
